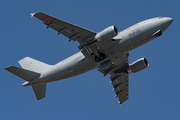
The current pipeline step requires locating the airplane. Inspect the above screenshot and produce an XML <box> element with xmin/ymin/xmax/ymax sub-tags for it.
<box><xmin>5</xmin><ymin>12</ymin><xmax>173</xmax><ymax>105</ymax></box>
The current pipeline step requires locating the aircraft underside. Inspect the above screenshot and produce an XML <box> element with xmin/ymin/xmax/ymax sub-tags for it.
<box><xmin>5</xmin><ymin>12</ymin><xmax>173</xmax><ymax>105</ymax></box>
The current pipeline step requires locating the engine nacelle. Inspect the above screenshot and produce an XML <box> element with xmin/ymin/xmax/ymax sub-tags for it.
<box><xmin>127</xmin><ymin>58</ymin><xmax>149</xmax><ymax>73</ymax></box>
<box><xmin>95</xmin><ymin>26</ymin><xmax>118</xmax><ymax>42</ymax></box>
<box><xmin>84</xmin><ymin>26</ymin><xmax>118</xmax><ymax>42</ymax></box>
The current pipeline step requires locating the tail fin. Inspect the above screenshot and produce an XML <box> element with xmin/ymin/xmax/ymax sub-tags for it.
<box><xmin>5</xmin><ymin>57</ymin><xmax>52</xmax><ymax>100</ymax></box>
<box><xmin>5</xmin><ymin>66</ymin><xmax>40</xmax><ymax>81</ymax></box>
<box><xmin>32</xmin><ymin>84</ymin><xmax>47</xmax><ymax>100</ymax></box>
<box><xmin>18</xmin><ymin>57</ymin><xmax>53</xmax><ymax>73</ymax></box>
<box><xmin>5</xmin><ymin>66</ymin><xmax>46</xmax><ymax>100</ymax></box>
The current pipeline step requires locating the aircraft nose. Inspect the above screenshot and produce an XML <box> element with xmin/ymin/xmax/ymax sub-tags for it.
<box><xmin>165</xmin><ymin>17</ymin><xmax>173</xmax><ymax>25</ymax></box>
<box><xmin>160</xmin><ymin>17</ymin><xmax>173</xmax><ymax>32</ymax></box>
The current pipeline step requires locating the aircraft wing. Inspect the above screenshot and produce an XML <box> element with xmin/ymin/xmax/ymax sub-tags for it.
<box><xmin>110</xmin><ymin>73</ymin><xmax>129</xmax><ymax>105</ymax></box>
<box><xmin>32</xmin><ymin>12</ymin><xmax>96</xmax><ymax>44</ymax></box>
<box><xmin>98</xmin><ymin>53</ymin><xmax>129</xmax><ymax>105</ymax></box>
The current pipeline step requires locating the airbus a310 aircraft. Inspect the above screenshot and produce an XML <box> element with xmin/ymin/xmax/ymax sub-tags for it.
<box><xmin>5</xmin><ymin>12</ymin><xmax>173</xmax><ymax>105</ymax></box>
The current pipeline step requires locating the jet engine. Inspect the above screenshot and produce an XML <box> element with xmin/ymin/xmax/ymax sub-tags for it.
<box><xmin>127</xmin><ymin>58</ymin><xmax>149</xmax><ymax>73</ymax></box>
<box><xmin>84</xmin><ymin>26</ymin><xmax>118</xmax><ymax>42</ymax></box>
<box><xmin>95</xmin><ymin>26</ymin><xmax>118</xmax><ymax>42</ymax></box>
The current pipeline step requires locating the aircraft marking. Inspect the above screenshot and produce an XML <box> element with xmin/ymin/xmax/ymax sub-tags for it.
<box><xmin>44</xmin><ymin>19</ymin><xmax>57</xmax><ymax>25</ymax></box>
<box><xmin>128</xmin><ymin>29</ymin><xmax>141</xmax><ymax>37</ymax></box>
<box><xmin>121</xmin><ymin>90</ymin><xmax>127</xmax><ymax>94</ymax></box>
<box><xmin>40</xmin><ymin>16</ymin><xmax>49</xmax><ymax>20</ymax></box>
<box><xmin>119</xmin><ymin>94</ymin><xmax>127</xmax><ymax>99</ymax></box>
<box><xmin>49</xmin><ymin>19</ymin><xmax>57</xmax><ymax>23</ymax></box>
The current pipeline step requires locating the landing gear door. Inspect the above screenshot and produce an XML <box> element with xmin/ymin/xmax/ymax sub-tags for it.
<box><xmin>80</xmin><ymin>47</ymin><xmax>92</xmax><ymax>58</ymax></box>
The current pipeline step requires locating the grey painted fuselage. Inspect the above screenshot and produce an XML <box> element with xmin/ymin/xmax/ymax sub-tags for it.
<box><xmin>23</xmin><ymin>17</ymin><xmax>173</xmax><ymax>86</ymax></box>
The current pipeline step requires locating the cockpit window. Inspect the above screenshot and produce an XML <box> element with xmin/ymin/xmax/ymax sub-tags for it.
<box><xmin>158</xmin><ymin>16</ymin><xmax>164</xmax><ymax>19</ymax></box>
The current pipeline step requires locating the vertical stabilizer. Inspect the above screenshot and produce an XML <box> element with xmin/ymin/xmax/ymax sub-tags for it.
<box><xmin>32</xmin><ymin>84</ymin><xmax>47</xmax><ymax>100</ymax></box>
<box><xmin>18</xmin><ymin>57</ymin><xmax>53</xmax><ymax>73</ymax></box>
<box><xmin>6</xmin><ymin>57</ymin><xmax>51</xmax><ymax>100</ymax></box>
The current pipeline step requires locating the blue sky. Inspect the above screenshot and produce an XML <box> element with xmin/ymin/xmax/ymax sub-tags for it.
<box><xmin>1</xmin><ymin>0</ymin><xmax>180</xmax><ymax>119</ymax></box>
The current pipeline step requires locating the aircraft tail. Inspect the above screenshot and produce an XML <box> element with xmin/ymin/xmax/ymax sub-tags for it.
<box><xmin>32</xmin><ymin>84</ymin><xmax>46</xmax><ymax>100</ymax></box>
<box><xmin>5</xmin><ymin>57</ymin><xmax>52</xmax><ymax>100</ymax></box>
<box><xmin>5</xmin><ymin>66</ymin><xmax>46</xmax><ymax>100</ymax></box>
<box><xmin>18</xmin><ymin>57</ymin><xmax>53</xmax><ymax>73</ymax></box>
<box><xmin>5</xmin><ymin>66</ymin><xmax>40</xmax><ymax>81</ymax></box>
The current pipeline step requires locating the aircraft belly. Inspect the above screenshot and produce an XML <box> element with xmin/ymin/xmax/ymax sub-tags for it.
<box><xmin>34</xmin><ymin>28</ymin><xmax>155</xmax><ymax>85</ymax></box>
<box><xmin>56</xmin><ymin>57</ymin><xmax>97</xmax><ymax>80</ymax></box>
<box><xmin>39</xmin><ymin>55</ymin><xmax>97</xmax><ymax>83</ymax></box>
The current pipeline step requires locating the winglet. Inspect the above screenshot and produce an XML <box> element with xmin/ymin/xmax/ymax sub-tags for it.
<box><xmin>30</xmin><ymin>13</ymin><xmax>35</xmax><ymax>17</ymax></box>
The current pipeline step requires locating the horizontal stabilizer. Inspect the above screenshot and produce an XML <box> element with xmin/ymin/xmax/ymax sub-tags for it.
<box><xmin>5</xmin><ymin>66</ymin><xmax>40</xmax><ymax>81</ymax></box>
<box><xmin>32</xmin><ymin>84</ymin><xmax>46</xmax><ymax>100</ymax></box>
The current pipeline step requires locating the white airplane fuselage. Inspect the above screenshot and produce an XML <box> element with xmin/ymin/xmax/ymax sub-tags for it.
<box><xmin>23</xmin><ymin>17</ymin><xmax>173</xmax><ymax>86</ymax></box>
